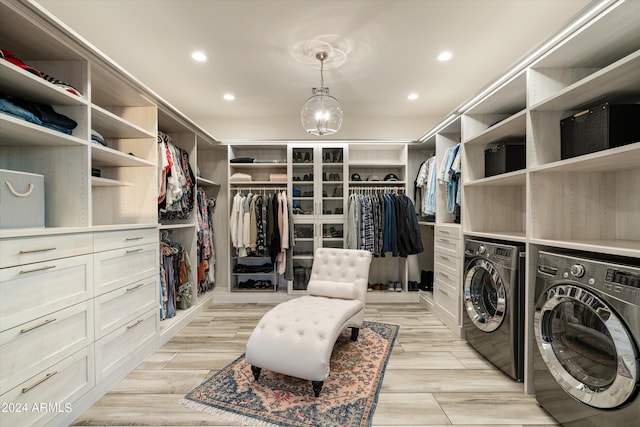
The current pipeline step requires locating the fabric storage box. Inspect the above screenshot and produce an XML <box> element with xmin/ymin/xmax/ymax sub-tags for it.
<box><xmin>560</xmin><ymin>103</ymin><xmax>640</xmax><ymax>159</ymax></box>
<box><xmin>0</xmin><ymin>169</ymin><xmax>45</xmax><ymax>228</ymax></box>
<box><xmin>484</xmin><ymin>139</ymin><xmax>526</xmax><ymax>177</ymax></box>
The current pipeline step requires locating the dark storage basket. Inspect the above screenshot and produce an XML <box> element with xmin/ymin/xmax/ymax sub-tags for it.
<box><xmin>560</xmin><ymin>103</ymin><xmax>640</xmax><ymax>160</ymax></box>
<box><xmin>484</xmin><ymin>139</ymin><xmax>526</xmax><ymax>177</ymax></box>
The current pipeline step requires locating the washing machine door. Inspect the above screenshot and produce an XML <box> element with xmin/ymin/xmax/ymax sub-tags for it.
<box><xmin>534</xmin><ymin>283</ymin><xmax>639</xmax><ymax>409</ymax></box>
<box><xmin>464</xmin><ymin>258</ymin><xmax>507</xmax><ymax>332</ymax></box>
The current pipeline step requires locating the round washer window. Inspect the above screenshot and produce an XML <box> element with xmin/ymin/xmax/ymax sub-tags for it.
<box><xmin>464</xmin><ymin>258</ymin><xmax>506</xmax><ymax>332</ymax></box>
<box><xmin>535</xmin><ymin>284</ymin><xmax>638</xmax><ymax>409</ymax></box>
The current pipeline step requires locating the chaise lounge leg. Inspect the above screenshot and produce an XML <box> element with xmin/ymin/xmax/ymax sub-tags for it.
<box><xmin>312</xmin><ymin>380</ymin><xmax>323</xmax><ymax>397</ymax></box>
<box><xmin>251</xmin><ymin>365</ymin><xmax>261</xmax><ymax>381</ymax></box>
<box><xmin>350</xmin><ymin>327</ymin><xmax>359</xmax><ymax>341</ymax></box>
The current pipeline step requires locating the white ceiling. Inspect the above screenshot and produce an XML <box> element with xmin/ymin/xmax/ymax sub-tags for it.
<box><xmin>35</xmin><ymin>0</ymin><xmax>595</xmax><ymax>141</ymax></box>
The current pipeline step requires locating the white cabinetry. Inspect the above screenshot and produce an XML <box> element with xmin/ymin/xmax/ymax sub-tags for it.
<box><xmin>453</xmin><ymin>0</ymin><xmax>640</xmax><ymax>393</ymax></box>
<box><xmin>290</xmin><ymin>144</ymin><xmax>347</xmax><ymax>292</ymax></box>
<box><xmin>0</xmin><ymin>1</ymin><xmax>221</xmax><ymax>424</ymax></box>
<box><xmin>433</xmin><ymin>224</ymin><xmax>462</xmax><ymax>334</ymax></box>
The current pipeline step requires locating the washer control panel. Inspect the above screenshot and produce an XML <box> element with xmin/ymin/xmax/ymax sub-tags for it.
<box><xmin>538</xmin><ymin>251</ymin><xmax>640</xmax><ymax>305</ymax></box>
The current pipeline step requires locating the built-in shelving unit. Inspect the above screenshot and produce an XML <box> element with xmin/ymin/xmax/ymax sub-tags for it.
<box><xmin>0</xmin><ymin>1</ymin><xmax>221</xmax><ymax>425</ymax></box>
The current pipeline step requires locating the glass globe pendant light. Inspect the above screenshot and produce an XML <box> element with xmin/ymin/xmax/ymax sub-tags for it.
<box><xmin>301</xmin><ymin>51</ymin><xmax>343</xmax><ymax>136</ymax></box>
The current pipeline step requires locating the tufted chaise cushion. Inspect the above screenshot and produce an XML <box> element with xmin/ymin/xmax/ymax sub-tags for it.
<box><xmin>307</xmin><ymin>280</ymin><xmax>357</xmax><ymax>299</ymax></box>
<box><xmin>245</xmin><ymin>248</ymin><xmax>372</xmax><ymax>387</ymax></box>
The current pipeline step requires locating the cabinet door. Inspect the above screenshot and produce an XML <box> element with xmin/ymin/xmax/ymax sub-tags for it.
<box><xmin>320</xmin><ymin>145</ymin><xmax>346</xmax><ymax>218</ymax></box>
<box><xmin>291</xmin><ymin>145</ymin><xmax>317</xmax><ymax>216</ymax></box>
<box><xmin>291</xmin><ymin>221</ymin><xmax>315</xmax><ymax>291</ymax></box>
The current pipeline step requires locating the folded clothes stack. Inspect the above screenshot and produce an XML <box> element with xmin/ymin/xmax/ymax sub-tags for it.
<box><xmin>233</xmin><ymin>262</ymin><xmax>275</xmax><ymax>273</ymax></box>
<box><xmin>0</xmin><ymin>94</ymin><xmax>77</xmax><ymax>134</ymax></box>
<box><xmin>91</xmin><ymin>129</ymin><xmax>107</xmax><ymax>146</ymax></box>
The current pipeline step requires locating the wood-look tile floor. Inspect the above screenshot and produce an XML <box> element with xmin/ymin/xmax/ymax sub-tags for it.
<box><xmin>72</xmin><ymin>303</ymin><xmax>559</xmax><ymax>426</ymax></box>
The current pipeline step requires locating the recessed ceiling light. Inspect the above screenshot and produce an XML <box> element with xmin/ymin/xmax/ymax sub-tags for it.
<box><xmin>437</xmin><ymin>51</ymin><xmax>453</xmax><ymax>62</ymax></box>
<box><xmin>223</xmin><ymin>93</ymin><xmax>235</xmax><ymax>101</ymax></box>
<box><xmin>191</xmin><ymin>51</ymin><xmax>207</xmax><ymax>62</ymax></box>
<box><xmin>407</xmin><ymin>93</ymin><xmax>419</xmax><ymax>101</ymax></box>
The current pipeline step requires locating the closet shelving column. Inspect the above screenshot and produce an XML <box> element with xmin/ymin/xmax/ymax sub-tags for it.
<box><xmin>527</xmin><ymin>49</ymin><xmax>640</xmax><ymax>258</ymax></box>
<box><xmin>426</xmin><ymin>119</ymin><xmax>465</xmax><ymax>336</ymax></box>
<box><xmin>460</xmin><ymin>70</ymin><xmax>528</xmax><ymax>242</ymax></box>
<box><xmin>195</xmin><ymin>138</ymin><xmax>226</xmax><ymax>296</ymax></box>
<box><xmin>289</xmin><ymin>143</ymin><xmax>347</xmax><ymax>292</ymax></box>
<box><xmin>347</xmin><ymin>143</ymin><xmax>417</xmax><ymax>301</ymax></box>
<box><xmin>409</xmin><ymin>143</ymin><xmax>436</xmax><ymax>308</ymax></box>
<box><xmin>228</xmin><ymin>144</ymin><xmax>288</xmax><ymax>293</ymax></box>
<box><xmin>157</xmin><ymin>108</ymin><xmax>209</xmax><ymax>336</ymax></box>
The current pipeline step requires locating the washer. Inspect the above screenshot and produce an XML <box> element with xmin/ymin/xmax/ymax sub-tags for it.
<box><xmin>463</xmin><ymin>238</ymin><xmax>525</xmax><ymax>381</ymax></box>
<box><xmin>534</xmin><ymin>251</ymin><xmax>640</xmax><ymax>427</ymax></box>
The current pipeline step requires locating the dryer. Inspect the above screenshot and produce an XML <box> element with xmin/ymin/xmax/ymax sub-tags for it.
<box><xmin>463</xmin><ymin>239</ymin><xmax>525</xmax><ymax>381</ymax></box>
<box><xmin>534</xmin><ymin>251</ymin><xmax>640</xmax><ymax>427</ymax></box>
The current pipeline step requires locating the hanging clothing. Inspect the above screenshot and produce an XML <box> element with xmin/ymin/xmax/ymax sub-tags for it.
<box><xmin>196</xmin><ymin>187</ymin><xmax>216</xmax><ymax>294</ymax></box>
<box><xmin>158</xmin><ymin>131</ymin><xmax>196</xmax><ymax>220</ymax></box>
<box><xmin>228</xmin><ymin>189</ymin><xmax>293</xmax><ymax>281</ymax></box>
<box><xmin>347</xmin><ymin>191</ymin><xmax>422</xmax><ymax>258</ymax></box>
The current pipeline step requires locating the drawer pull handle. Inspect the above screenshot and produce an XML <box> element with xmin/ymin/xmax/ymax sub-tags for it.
<box><xmin>437</xmin><ymin>238</ymin><xmax>450</xmax><ymax>243</ymax></box>
<box><xmin>440</xmin><ymin>289</ymin><xmax>449</xmax><ymax>296</ymax></box>
<box><xmin>439</xmin><ymin>255</ymin><xmax>450</xmax><ymax>261</ymax></box>
<box><xmin>19</xmin><ymin>247</ymin><xmax>56</xmax><ymax>254</ymax></box>
<box><xmin>127</xmin><ymin>319</ymin><xmax>144</xmax><ymax>329</ymax></box>
<box><xmin>20</xmin><ymin>318</ymin><xmax>56</xmax><ymax>334</ymax></box>
<box><xmin>22</xmin><ymin>371</ymin><xmax>57</xmax><ymax>393</ymax></box>
<box><xmin>126</xmin><ymin>283</ymin><xmax>144</xmax><ymax>292</ymax></box>
<box><xmin>125</xmin><ymin>237</ymin><xmax>144</xmax><ymax>241</ymax></box>
<box><xmin>439</xmin><ymin>272</ymin><xmax>450</xmax><ymax>279</ymax></box>
<box><xmin>440</xmin><ymin>230</ymin><xmax>450</xmax><ymax>234</ymax></box>
<box><xmin>19</xmin><ymin>265</ymin><xmax>55</xmax><ymax>274</ymax></box>
<box><xmin>126</xmin><ymin>248</ymin><xmax>143</xmax><ymax>254</ymax></box>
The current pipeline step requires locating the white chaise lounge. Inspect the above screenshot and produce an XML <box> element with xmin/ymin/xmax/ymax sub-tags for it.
<box><xmin>245</xmin><ymin>247</ymin><xmax>373</xmax><ymax>397</ymax></box>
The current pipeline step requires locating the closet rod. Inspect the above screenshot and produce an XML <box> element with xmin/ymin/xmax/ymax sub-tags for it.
<box><xmin>231</xmin><ymin>186</ymin><xmax>287</xmax><ymax>193</ymax></box>
<box><xmin>349</xmin><ymin>186</ymin><xmax>405</xmax><ymax>194</ymax></box>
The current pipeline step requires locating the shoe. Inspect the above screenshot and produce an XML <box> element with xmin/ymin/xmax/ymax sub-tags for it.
<box><xmin>304</xmin><ymin>152</ymin><xmax>311</xmax><ymax>162</ymax></box>
<box><xmin>387</xmin><ymin>281</ymin><xmax>394</xmax><ymax>292</ymax></box>
<box><xmin>303</xmin><ymin>174</ymin><xmax>310</xmax><ymax>181</ymax></box>
<box><xmin>367</xmin><ymin>283</ymin><xmax>373</xmax><ymax>292</ymax></box>
<box><xmin>394</xmin><ymin>281</ymin><xmax>402</xmax><ymax>292</ymax></box>
<box><xmin>324</xmin><ymin>152</ymin><xmax>332</xmax><ymax>163</ymax></box>
<box><xmin>334</xmin><ymin>150</ymin><xmax>343</xmax><ymax>163</ymax></box>
<box><xmin>294</xmin><ymin>152</ymin><xmax>302</xmax><ymax>163</ymax></box>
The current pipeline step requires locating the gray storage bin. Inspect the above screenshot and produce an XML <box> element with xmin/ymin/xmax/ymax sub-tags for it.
<box><xmin>0</xmin><ymin>169</ymin><xmax>45</xmax><ymax>228</ymax></box>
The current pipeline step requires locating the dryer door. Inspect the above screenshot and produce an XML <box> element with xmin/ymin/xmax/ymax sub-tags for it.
<box><xmin>534</xmin><ymin>283</ymin><xmax>639</xmax><ymax>409</ymax></box>
<box><xmin>463</xmin><ymin>258</ymin><xmax>507</xmax><ymax>332</ymax></box>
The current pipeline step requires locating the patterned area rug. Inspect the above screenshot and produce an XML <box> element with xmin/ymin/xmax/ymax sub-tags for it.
<box><xmin>181</xmin><ymin>321</ymin><xmax>399</xmax><ymax>427</ymax></box>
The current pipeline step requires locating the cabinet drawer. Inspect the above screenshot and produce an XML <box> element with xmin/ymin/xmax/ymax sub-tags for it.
<box><xmin>434</xmin><ymin>235</ymin><xmax>461</xmax><ymax>258</ymax></box>
<box><xmin>94</xmin><ymin>277</ymin><xmax>158</xmax><ymax>339</ymax></box>
<box><xmin>434</xmin><ymin>268</ymin><xmax>459</xmax><ymax>294</ymax></box>
<box><xmin>0</xmin><ymin>254</ymin><xmax>93</xmax><ymax>332</ymax></box>
<box><xmin>434</xmin><ymin>224</ymin><xmax>461</xmax><ymax>239</ymax></box>
<box><xmin>0</xmin><ymin>301</ymin><xmax>93</xmax><ymax>395</ymax></box>
<box><xmin>434</xmin><ymin>250</ymin><xmax>461</xmax><ymax>276</ymax></box>
<box><xmin>95</xmin><ymin>308</ymin><xmax>158</xmax><ymax>382</ymax></box>
<box><xmin>94</xmin><ymin>227</ymin><xmax>158</xmax><ymax>252</ymax></box>
<box><xmin>1</xmin><ymin>346</ymin><xmax>94</xmax><ymax>427</ymax></box>
<box><xmin>94</xmin><ymin>243</ymin><xmax>157</xmax><ymax>295</ymax></box>
<box><xmin>434</xmin><ymin>283</ymin><xmax>460</xmax><ymax>320</ymax></box>
<box><xmin>0</xmin><ymin>232</ymin><xmax>93</xmax><ymax>268</ymax></box>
